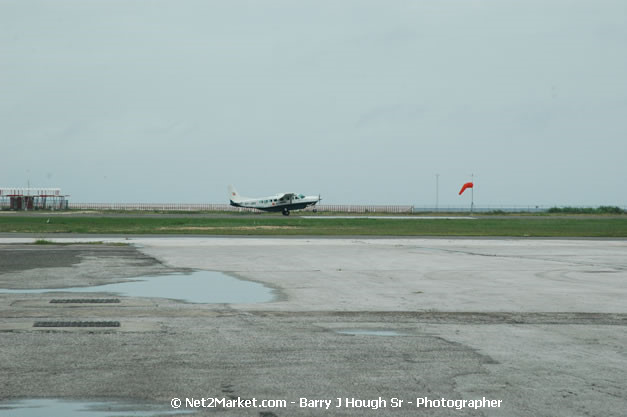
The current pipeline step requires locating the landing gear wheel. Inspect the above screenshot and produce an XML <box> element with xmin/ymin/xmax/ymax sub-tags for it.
<box><xmin>282</xmin><ymin>208</ymin><xmax>290</xmax><ymax>216</ymax></box>
<box><xmin>312</xmin><ymin>208</ymin><xmax>318</xmax><ymax>213</ymax></box>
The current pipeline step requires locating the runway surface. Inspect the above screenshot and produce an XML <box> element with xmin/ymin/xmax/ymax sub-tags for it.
<box><xmin>299</xmin><ymin>216</ymin><xmax>475</xmax><ymax>219</ymax></box>
<box><xmin>0</xmin><ymin>237</ymin><xmax>625</xmax><ymax>416</ymax></box>
<box><xmin>2</xmin><ymin>211</ymin><xmax>613</xmax><ymax>220</ymax></box>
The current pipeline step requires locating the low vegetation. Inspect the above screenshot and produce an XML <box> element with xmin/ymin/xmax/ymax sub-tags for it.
<box><xmin>1</xmin><ymin>215</ymin><xmax>626</xmax><ymax>237</ymax></box>
<box><xmin>33</xmin><ymin>239</ymin><xmax>57</xmax><ymax>245</ymax></box>
<box><xmin>547</xmin><ymin>206</ymin><xmax>625</xmax><ymax>214</ymax></box>
<box><xmin>31</xmin><ymin>239</ymin><xmax>127</xmax><ymax>246</ymax></box>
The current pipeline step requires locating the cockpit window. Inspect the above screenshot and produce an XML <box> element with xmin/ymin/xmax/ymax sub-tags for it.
<box><xmin>299</xmin><ymin>194</ymin><xmax>305</xmax><ymax>199</ymax></box>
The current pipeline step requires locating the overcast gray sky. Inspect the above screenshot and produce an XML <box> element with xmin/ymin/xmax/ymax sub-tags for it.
<box><xmin>2</xmin><ymin>0</ymin><xmax>626</xmax><ymax>206</ymax></box>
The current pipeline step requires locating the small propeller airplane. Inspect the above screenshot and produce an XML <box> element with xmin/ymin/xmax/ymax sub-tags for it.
<box><xmin>228</xmin><ymin>185</ymin><xmax>321</xmax><ymax>216</ymax></box>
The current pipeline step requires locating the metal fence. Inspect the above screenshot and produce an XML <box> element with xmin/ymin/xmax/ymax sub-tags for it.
<box><xmin>68</xmin><ymin>203</ymin><xmax>241</xmax><ymax>211</ymax></box>
<box><xmin>414</xmin><ymin>205</ymin><xmax>627</xmax><ymax>213</ymax></box>
<box><xmin>413</xmin><ymin>205</ymin><xmax>550</xmax><ymax>213</ymax></box>
<box><xmin>67</xmin><ymin>203</ymin><xmax>415</xmax><ymax>213</ymax></box>
<box><xmin>305</xmin><ymin>205</ymin><xmax>414</xmax><ymax>213</ymax></box>
<box><xmin>0</xmin><ymin>197</ymin><xmax>68</xmax><ymax>210</ymax></box>
<box><xmin>6</xmin><ymin>202</ymin><xmax>622</xmax><ymax>213</ymax></box>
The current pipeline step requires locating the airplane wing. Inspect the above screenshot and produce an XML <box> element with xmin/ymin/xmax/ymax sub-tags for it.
<box><xmin>278</xmin><ymin>193</ymin><xmax>296</xmax><ymax>201</ymax></box>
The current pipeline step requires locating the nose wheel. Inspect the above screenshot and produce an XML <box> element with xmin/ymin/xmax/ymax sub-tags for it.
<box><xmin>282</xmin><ymin>208</ymin><xmax>290</xmax><ymax>216</ymax></box>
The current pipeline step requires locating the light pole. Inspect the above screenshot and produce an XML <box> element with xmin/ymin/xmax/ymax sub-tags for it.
<box><xmin>435</xmin><ymin>174</ymin><xmax>439</xmax><ymax>212</ymax></box>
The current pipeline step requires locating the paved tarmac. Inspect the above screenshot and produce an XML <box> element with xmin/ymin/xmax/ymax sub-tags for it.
<box><xmin>0</xmin><ymin>237</ymin><xmax>625</xmax><ymax>416</ymax></box>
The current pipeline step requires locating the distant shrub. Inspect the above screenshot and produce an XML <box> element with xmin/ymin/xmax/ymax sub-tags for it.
<box><xmin>598</xmin><ymin>206</ymin><xmax>624</xmax><ymax>214</ymax></box>
<box><xmin>548</xmin><ymin>207</ymin><xmax>588</xmax><ymax>214</ymax></box>
<box><xmin>33</xmin><ymin>239</ymin><xmax>54</xmax><ymax>244</ymax></box>
<box><xmin>548</xmin><ymin>206</ymin><xmax>624</xmax><ymax>214</ymax></box>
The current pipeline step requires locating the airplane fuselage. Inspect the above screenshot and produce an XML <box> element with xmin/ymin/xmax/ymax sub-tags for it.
<box><xmin>229</xmin><ymin>186</ymin><xmax>320</xmax><ymax>215</ymax></box>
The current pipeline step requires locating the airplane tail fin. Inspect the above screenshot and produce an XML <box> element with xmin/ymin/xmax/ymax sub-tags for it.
<box><xmin>228</xmin><ymin>185</ymin><xmax>243</xmax><ymax>203</ymax></box>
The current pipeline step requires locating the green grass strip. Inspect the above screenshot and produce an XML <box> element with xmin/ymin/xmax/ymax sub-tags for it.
<box><xmin>1</xmin><ymin>216</ymin><xmax>627</xmax><ymax>237</ymax></box>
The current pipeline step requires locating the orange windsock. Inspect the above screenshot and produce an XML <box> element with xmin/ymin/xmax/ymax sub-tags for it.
<box><xmin>458</xmin><ymin>182</ymin><xmax>474</xmax><ymax>195</ymax></box>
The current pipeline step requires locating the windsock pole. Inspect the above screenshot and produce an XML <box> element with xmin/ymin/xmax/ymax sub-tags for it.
<box><xmin>458</xmin><ymin>179</ymin><xmax>475</xmax><ymax>213</ymax></box>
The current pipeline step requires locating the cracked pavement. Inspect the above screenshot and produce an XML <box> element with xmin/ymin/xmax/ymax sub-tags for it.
<box><xmin>0</xmin><ymin>238</ymin><xmax>625</xmax><ymax>416</ymax></box>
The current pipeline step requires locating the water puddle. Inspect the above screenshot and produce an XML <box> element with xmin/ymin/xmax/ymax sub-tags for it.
<box><xmin>0</xmin><ymin>270</ymin><xmax>275</xmax><ymax>304</ymax></box>
<box><xmin>0</xmin><ymin>398</ymin><xmax>190</xmax><ymax>417</ymax></box>
<box><xmin>337</xmin><ymin>329</ymin><xmax>405</xmax><ymax>336</ymax></box>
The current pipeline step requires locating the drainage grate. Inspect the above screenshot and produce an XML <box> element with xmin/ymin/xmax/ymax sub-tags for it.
<box><xmin>50</xmin><ymin>299</ymin><xmax>121</xmax><ymax>304</ymax></box>
<box><xmin>33</xmin><ymin>321</ymin><xmax>121</xmax><ymax>328</ymax></box>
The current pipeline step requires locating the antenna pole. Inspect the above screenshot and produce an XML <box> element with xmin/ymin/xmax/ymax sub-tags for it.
<box><xmin>435</xmin><ymin>173</ymin><xmax>439</xmax><ymax>212</ymax></box>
